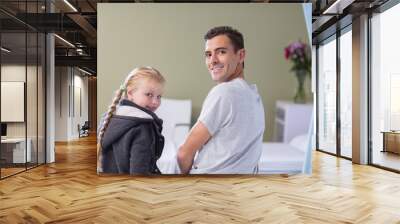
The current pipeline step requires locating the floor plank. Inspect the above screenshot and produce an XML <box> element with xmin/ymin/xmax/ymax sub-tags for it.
<box><xmin>1</xmin><ymin>135</ymin><xmax>400</xmax><ymax>223</ymax></box>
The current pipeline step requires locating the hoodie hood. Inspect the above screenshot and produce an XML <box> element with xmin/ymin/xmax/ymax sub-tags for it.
<box><xmin>101</xmin><ymin>99</ymin><xmax>163</xmax><ymax>149</ymax></box>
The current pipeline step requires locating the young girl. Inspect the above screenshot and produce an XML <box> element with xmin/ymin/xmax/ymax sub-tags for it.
<box><xmin>97</xmin><ymin>67</ymin><xmax>165</xmax><ymax>175</ymax></box>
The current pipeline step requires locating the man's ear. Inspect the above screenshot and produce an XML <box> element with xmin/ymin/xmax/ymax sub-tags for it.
<box><xmin>239</xmin><ymin>48</ymin><xmax>246</xmax><ymax>63</ymax></box>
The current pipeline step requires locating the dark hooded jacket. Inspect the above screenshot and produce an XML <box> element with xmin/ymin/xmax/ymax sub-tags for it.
<box><xmin>100</xmin><ymin>99</ymin><xmax>164</xmax><ymax>175</ymax></box>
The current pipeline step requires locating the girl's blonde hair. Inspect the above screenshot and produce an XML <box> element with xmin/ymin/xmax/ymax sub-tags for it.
<box><xmin>97</xmin><ymin>66</ymin><xmax>165</xmax><ymax>172</ymax></box>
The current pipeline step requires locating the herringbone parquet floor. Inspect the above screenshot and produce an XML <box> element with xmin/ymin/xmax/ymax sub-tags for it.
<box><xmin>1</xmin><ymin>135</ymin><xmax>400</xmax><ymax>223</ymax></box>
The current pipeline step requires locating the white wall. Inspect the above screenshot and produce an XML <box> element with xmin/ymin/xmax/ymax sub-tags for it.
<box><xmin>55</xmin><ymin>67</ymin><xmax>89</xmax><ymax>141</ymax></box>
<box><xmin>55</xmin><ymin>67</ymin><xmax>68</xmax><ymax>141</ymax></box>
<box><xmin>72</xmin><ymin>73</ymin><xmax>89</xmax><ymax>138</ymax></box>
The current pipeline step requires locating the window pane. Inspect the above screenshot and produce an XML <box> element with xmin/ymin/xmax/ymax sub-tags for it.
<box><xmin>38</xmin><ymin>32</ymin><xmax>46</xmax><ymax>165</ymax></box>
<box><xmin>318</xmin><ymin>37</ymin><xmax>337</xmax><ymax>154</ymax></box>
<box><xmin>340</xmin><ymin>29</ymin><xmax>352</xmax><ymax>158</ymax></box>
<box><xmin>371</xmin><ymin>3</ymin><xmax>400</xmax><ymax>171</ymax></box>
<box><xmin>27</xmin><ymin>31</ymin><xmax>38</xmax><ymax>169</ymax></box>
<box><xmin>1</xmin><ymin>31</ymin><xmax>27</xmax><ymax>177</ymax></box>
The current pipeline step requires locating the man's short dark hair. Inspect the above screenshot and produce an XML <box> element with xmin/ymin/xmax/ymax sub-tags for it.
<box><xmin>204</xmin><ymin>26</ymin><xmax>244</xmax><ymax>52</ymax></box>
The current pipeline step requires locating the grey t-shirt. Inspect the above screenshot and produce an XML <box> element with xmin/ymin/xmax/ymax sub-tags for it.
<box><xmin>190</xmin><ymin>78</ymin><xmax>265</xmax><ymax>174</ymax></box>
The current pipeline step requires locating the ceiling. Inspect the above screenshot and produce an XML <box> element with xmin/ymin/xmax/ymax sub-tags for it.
<box><xmin>0</xmin><ymin>0</ymin><xmax>392</xmax><ymax>75</ymax></box>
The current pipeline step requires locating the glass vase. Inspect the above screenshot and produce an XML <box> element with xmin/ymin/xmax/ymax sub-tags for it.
<box><xmin>294</xmin><ymin>70</ymin><xmax>307</xmax><ymax>103</ymax></box>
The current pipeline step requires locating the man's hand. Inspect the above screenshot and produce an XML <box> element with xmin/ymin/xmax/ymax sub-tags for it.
<box><xmin>177</xmin><ymin>121</ymin><xmax>211</xmax><ymax>174</ymax></box>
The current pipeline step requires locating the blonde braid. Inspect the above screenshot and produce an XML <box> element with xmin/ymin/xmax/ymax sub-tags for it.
<box><xmin>97</xmin><ymin>87</ymin><xmax>125</xmax><ymax>173</ymax></box>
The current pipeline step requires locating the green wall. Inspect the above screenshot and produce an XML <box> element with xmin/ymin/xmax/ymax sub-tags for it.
<box><xmin>98</xmin><ymin>3</ymin><xmax>309</xmax><ymax>141</ymax></box>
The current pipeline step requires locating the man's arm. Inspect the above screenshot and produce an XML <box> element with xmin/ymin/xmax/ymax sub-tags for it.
<box><xmin>177</xmin><ymin>121</ymin><xmax>211</xmax><ymax>174</ymax></box>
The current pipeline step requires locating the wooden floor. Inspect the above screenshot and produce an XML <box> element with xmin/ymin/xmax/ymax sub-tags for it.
<box><xmin>1</xmin><ymin>136</ymin><xmax>400</xmax><ymax>223</ymax></box>
<box><xmin>1</xmin><ymin>167</ymin><xmax>26</xmax><ymax>178</ymax></box>
<box><xmin>372</xmin><ymin>150</ymin><xmax>400</xmax><ymax>171</ymax></box>
<box><xmin>1</xmin><ymin>163</ymin><xmax>44</xmax><ymax>178</ymax></box>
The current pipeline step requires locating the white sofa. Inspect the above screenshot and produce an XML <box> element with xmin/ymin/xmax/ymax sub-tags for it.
<box><xmin>155</xmin><ymin>98</ymin><xmax>191</xmax><ymax>174</ymax></box>
<box><xmin>258</xmin><ymin>134</ymin><xmax>309</xmax><ymax>174</ymax></box>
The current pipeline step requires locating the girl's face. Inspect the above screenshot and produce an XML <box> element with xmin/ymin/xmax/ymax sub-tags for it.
<box><xmin>127</xmin><ymin>79</ymin><xmax>164</xmax><ymax>112</ymax></box>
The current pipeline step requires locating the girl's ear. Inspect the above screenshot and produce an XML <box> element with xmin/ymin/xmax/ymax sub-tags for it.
<box><xmin>126</xmin><ymin>88</ymin><xmax>134</xmax><ymax>101</ymax></box>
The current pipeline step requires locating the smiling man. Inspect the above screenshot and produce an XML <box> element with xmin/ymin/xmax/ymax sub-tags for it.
<box><xmin>177</xmin><ymin>26</ymin><xmax>265</xmax><ymax>174</ymax></box>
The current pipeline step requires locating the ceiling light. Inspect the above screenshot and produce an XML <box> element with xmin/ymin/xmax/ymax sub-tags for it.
<box><xmin>78</xmin><ymin>67</ymin><xmax>93</xmax><ymax>76</ymax></box>
<box><xmin>323</xmin><ymin>0</ymin><xmax>355</xmax><ymax>15</ymax></box>
<box><xmin>1</xmin><ymin>47</ymin><xmax>11</xmax><ymax>53</ymax></box>
<box><xmin>54</xmin><ymin>34</ymin><xmax>75</xmax><ymax>48</ymax></box>
<box><xmin>63</xmin><ymin>0</ymin><xmax>78</xmax><ymax>12</ymax></box>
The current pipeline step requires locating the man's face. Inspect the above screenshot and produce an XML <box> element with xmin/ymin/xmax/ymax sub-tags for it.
<box><xmin>205</xmin><ymin>35</ymin><xmax>244</xmax><ymax>83</ymax></box>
